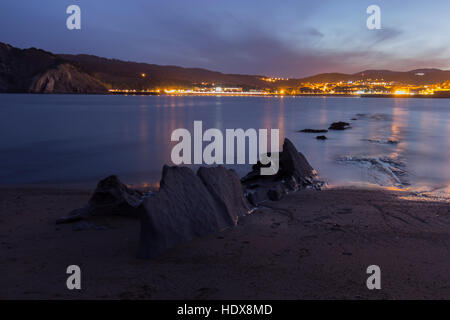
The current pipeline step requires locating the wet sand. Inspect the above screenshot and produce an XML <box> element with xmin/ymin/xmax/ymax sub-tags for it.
<box><xmin>0</xmin><ymin>186</ymin><xmax>449</xmax><ymax>300</ymax></box>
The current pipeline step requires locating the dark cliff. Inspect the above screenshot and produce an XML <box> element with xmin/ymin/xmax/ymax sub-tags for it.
<box><xmin>0</xmin><ymin>42</ymin><xmax>107</xmax><ymax>93</ymax></box>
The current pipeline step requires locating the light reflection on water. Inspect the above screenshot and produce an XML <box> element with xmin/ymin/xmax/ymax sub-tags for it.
<box><xmin>0</xmin><ymin>94</ymin><xmax>449</xmax><ymax>196</ymax></box>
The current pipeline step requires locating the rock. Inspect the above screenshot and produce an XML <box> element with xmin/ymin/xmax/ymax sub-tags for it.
<box><xmin>316</xmin><ymin>135</ymin><xmax>327</xmax><ymax>140</ymax></box>
<box><xmin>241</xmin><ymin>138</ymin><xmax>321</xmax><ymax>206</ymax></box>
<box><xmin>241</xmin><ymin>160</ymin><xmax>274</xmax><ymax>184</ymax></box>
<box><xmin>197</xmin><ymin>166</ymin><xmax>250</xmax><ymax>224</ymax></box>
<box><xmin>285</xmin><ymin>176</ymin><xmax>299</xmax><ymax>192</ymax></box>
<box><xmin>87</xmin><ymin>175</ymin><xmax>144</xmax><ymax>217</ymax></box>
<box><xmin>267</xmin><ymin>184</ymin><xmax>285</xmax><ymax>201</ymax></box>
<box><xmin>243</xmin><ymin>138</ymin><xmax>316</xmax><ymax>188</ymax></box>
<box><xmin>247</xmin><ymin>188</ymin><xmax>270</xmax><ymax>206</ymax></box>
<box><xmin>278</xmin><ymin>138</ymin><xmax>315</xmax><ymax>186</ymax></box>
<box><xmin>299</xmin><ymin>129</ymin><xmax>328</xmax><ymax>133</ymax></box>
<box><xmin>138</xmin><ymin>166</ymin><xmax>237</xmax><ymax>259</ymax></box>
<box><xmin>72</xmin><ymin>221</ymin><xmax>108</xmax><ymax>231</ymax></box>
<box><xmin>56</xmin><ymin>175</ymin><xmax>144</xmax><ymax>224</ymax></box>
<box><xmin>329</xmin><ymin>122</ymin><xmax>351</xmax><ymax>130</ymax></box>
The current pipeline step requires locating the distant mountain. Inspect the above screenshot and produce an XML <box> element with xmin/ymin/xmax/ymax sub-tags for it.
<box><xmin>1</xmin><ymin>41</ymin><xmax>450</xmax><ymax>93</ymax></box>
<box><xmin>298</xmin><ymin>69</ymin><xmax>450</xmax><ymax>85</ymax></box>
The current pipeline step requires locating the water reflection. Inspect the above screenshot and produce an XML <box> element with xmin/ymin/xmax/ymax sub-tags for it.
<box><xmin>388</xmin><ymin>100</ymin><xmax>408</xmax><ymax>160</ymax></box>
<box><xmin>1</xmin><ymin>95</ymin><xmax>449</xmax><ymax>194</ymax></box>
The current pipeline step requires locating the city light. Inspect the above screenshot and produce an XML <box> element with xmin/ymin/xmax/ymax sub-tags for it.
<box><xmin>108</xmin><ymin>79</ymin><xmax>450</xmax><ymax>97</ymax></box>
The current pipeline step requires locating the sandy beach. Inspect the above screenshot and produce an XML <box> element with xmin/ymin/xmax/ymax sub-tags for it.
<box><xmin>1</xmin><ymin>186</ymin><xmax>449</xmax><ymax>300</ymax></box>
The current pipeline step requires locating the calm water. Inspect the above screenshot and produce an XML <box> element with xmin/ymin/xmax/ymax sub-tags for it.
<box><xmin>1</xmin><ymin>94</ymin><xmax>449</xmax><ymax>192</ymax></box>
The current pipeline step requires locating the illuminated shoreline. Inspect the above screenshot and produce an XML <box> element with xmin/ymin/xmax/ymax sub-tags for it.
<box><xmin>108</xmin><ymin>91</ymin><xmax>450</xmax><ymax>98</ymax></box>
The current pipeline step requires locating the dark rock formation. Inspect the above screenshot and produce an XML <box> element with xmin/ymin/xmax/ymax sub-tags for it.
<box><xmin>138</xmin><ymin>165</ymin><xmax>248</xmax><ymax>259</ymax></box>
<box><xmin>241</xmin><ymin>138</ymin><xmax>322</xmax><ymax>206</ymax></box>
<box><xmin>329</xmin><ymin>122</ymin><xmax>351</xmax><ymax>130</ymax></box>
<box><xmin>299</xmin><ymin>129</ymin><xmax>328</xmax><ymax>133</ymax></box>
<box><xmin>56</xmin><ymin>175</ymin><xmax>143</xmax><ymax>224</ymax></box>
<box><xmin>365</xmin><ymin>139</ymin><xmax>399</xmax><ymax>145</ymax></box>
<box><xmin>87</xmin><ymin>175</ymin><xmax>144</xmax><ymax>217</ymax></box>
<box><xmin>197</xmin><ymin>166</ymin><xmax>250</xmax><ymax>224</ymax></box>
<box><xmin>267</xmin><ymin>184</ymin><xmax>285</xmax><ymax>201</ymax></box>
<box><xmin>61</xmin><ymin>141</ymin><xmax>319</xmax><ymax>259</ymax></box>
<box><xmin>247</xmin><ymin>188</ymin><xmax>271</xmax><ymax>207</ymax></box>
<box><xmin>316</xmin><ymin>135</ymin><xmax>327</xmax><ymax>140</ymax></box>
<box><xmin>29</xmin><ymin>63</ymin><xmax>107</xmax><ymax>94</ymax></box>
<box><xmin>278</xmin><ymin>138</ymin><xmax>315</xmax><ymax>185</ymax></box>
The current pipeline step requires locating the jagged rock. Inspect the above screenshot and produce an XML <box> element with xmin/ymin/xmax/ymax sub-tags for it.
<box><xmin>56</xmin><ymin>175</ymin><xmax>143</xmax><ymax>224</ymax></box>
<box><xmin>278</xmin><ymin>138</ymin><xmax>315</xmax><ymax>186</ymax></box>
<box><xmin>87</xmin><ymin>175</ymin><xmax>144</xmax><ymax>217</ymax></box>
<box><xmin>241</xmin><ymin>160</ymin><xmax>275</xmax><ymax>184</ymax></box>
<box><xmin>197</xmin><ymin>166</ymin><xmax>250</xmax><ymax>224</ymax></box>
<box><xmin>241</xmin><ymin>138</ymin><xmax>321</xmax><ymax>206</ymax></box>
<box><xmin>329</xmin><ymin>122</ymin><xmax>351</xmax><ymax>130</ymax></box>
<box><xmin>138</xmin><ymin>166</ymin><xmax>237</xmax><ymax>259</ymax></box>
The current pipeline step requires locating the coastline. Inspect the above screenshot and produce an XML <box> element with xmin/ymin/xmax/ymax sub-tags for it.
<box><xmin>2</xmin><ymin>92</ymin><xmax>450</xmax><ymax>99</ymax></box>
<box><xmin>1</xmin><ymin>185</ymin><xmax>449</xmax><ymax>299</ymax></box>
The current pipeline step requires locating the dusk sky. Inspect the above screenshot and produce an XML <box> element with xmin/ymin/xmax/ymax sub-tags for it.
<box><xmin>1</xmin><ymin>0</ymin><xmax>449</xmax><ymax>77</ymax></box>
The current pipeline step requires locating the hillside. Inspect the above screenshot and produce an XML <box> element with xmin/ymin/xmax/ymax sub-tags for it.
<box><xmin>2</xmin><ymin>41</ymin><xmax>450</xmax><ymax>93</ymax></box>
<box><xmin>58</xmin><ymin>54</ymin><xmax>269</xmax><ymax>90</ymax></box>
<box><xmin>298</xmin><ymin>69</ymin><xmax>450</xmax><ymax>85</ymax></box>
<box><xmin>0</xmin><ymin>42</ymin><xmax>107</xmax><ymax>93</ymax></box>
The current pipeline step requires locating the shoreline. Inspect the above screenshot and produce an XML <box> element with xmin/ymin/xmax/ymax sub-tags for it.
<box><xmin>1</xmin><ymin>185</ymin><xmax>449</xmax><ymax>299</ymax></box>
<box><xmin>2</xmin><ymin>179</ymin><xmax>448</xmax><ymax>202</ymax></box>
<box><xmin>2</xmin><ymin>92</ymin><xmax>450</xmax><ymax>99</ymax></box>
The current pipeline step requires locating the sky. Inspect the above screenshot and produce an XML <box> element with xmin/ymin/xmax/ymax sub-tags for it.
<box><xmin>0</xmin><ymin>0</ymin><xmax>449</xmax><ymax>78</ymax></box>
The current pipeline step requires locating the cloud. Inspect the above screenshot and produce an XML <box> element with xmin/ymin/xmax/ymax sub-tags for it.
<box><xmin>2</xmin><ymin>0</ymin><xmax>449</xmax><ymax>77</ymax></box>
<box><xmin>371</xmin><ymin>27</ymin><xmax>403</xmax><ymax>44</ymax></box>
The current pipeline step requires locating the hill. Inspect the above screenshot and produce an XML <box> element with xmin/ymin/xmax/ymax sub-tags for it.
<box><xmin>298</xmin><ymin>69</ymin><xmax>450</xmax><ymax>85</ymax></box>
<box><xmin>58</xmin><ymin>54</ymin><xmax>269</xmax><ymax>90</ymax></box>
<box><xmin>0</xmin><ymin>42</ymin><xmax>107</xmax><ymax>93</ymax></box>
<box><xmin>2</xmin><ymin>41</ymin><xmax>450</xmax><ymax>93</ymax></box>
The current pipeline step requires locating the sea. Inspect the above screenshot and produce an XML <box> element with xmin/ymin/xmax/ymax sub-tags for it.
<box><xmin>1</xmin><ymin>94</ymin><xmax>449</xmax><ymax>195</ymax></box>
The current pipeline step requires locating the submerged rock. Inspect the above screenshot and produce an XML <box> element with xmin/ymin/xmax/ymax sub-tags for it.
<box><xmin>316</xmin><ymin>135</ymin><xmax>327</xmax><ymax>140</ymax></box>
<box><xmin>329</xmin><ymin>122</ymin><xmax>351</xmax><ymax>131</ymax></box>
<box><xmin>299</xmin><ymin>129</ymin><xmax>328</xmax><ymax>133</ymax></box>
<box><xmin>138</xmin><ymin>165</ymin><xmax>246</xmax><ymax>259</ymax></box>
<box><xmin>364</xmin><ymin>139</ymin><xmax>399</xmax><ymax>145</ymax></box>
